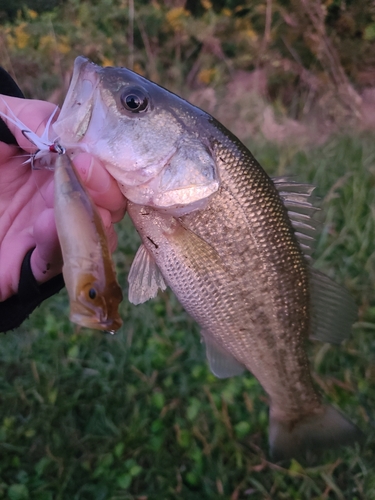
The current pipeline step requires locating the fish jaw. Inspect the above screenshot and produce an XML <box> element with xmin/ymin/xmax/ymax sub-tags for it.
<box><xmin>53</xmin><ymin>57</ymin><xmax>219</xmax><ymax>214</ymax></box>
<box><xmin>69</xmin><ymin>308</ymin><xmax>122</xmax><ymax>332</ymax></box>
<box><xmin>53</xmin><ymin>57</ymin><xmax>98</xmax><ymax>148</ymax></box>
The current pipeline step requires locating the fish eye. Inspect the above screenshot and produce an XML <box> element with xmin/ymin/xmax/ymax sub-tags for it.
<box><xmin>88</xmin><ymin>288</ymin><xmax>97</xmax><ymax>300</ymax></box>
<box><xmin>120</xmin><ymin>87</ymin><xmax>149</xmax><ymax>113</ymax></box>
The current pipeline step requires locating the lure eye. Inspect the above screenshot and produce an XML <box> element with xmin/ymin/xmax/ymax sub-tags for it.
<box><xmin>120</xmin><ymin>87</ymin><xmax>149</xmax><ymax>113</ymax></box>
<box><xmin>88</xmin><ymin>288</ymin><xmax>97</xmax><ymax>300</ymax></box>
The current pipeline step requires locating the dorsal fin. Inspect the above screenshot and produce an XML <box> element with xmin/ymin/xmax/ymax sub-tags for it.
<box><xmin>309</xmin><ymin>268</ymin><xmax>358</xmax><ymax>344</ymax></box>
<box><xmin>273</xmin><ymin>177</ymin><xmax>357</xmax><ymax>344</ymax></box>
<box><xmin>273</xmin><ymin>177</ymin><xmax>320</xmax><ymax>260</ymax></box>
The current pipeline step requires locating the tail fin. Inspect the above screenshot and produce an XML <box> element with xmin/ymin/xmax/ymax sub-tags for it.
<box><xmin>269</xmin><ymin>405</ymin><xmax>364</xmax><ymax>462</ymax></box>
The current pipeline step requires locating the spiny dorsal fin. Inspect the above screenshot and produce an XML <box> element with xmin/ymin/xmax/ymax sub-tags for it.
<box><xmin>273</xmin><ymin>177</ymin><xmax>320</xmax><ymax>260</ymax></box>
<box><xmin>128</xmin><ymin>244</ymin><xmax>167</xmax><ymax>305</ymax></box>
<box><xmin>309</xmin><ymin>268</ymin><xmax>358</xmax><ymax>344</ymax></box>
<box><xmin>274</xmin><ymin>178</ymin><xmax>357</xmax><ymax>343</ymax></box>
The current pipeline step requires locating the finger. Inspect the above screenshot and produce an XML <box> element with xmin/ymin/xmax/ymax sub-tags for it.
<box><xmin>0</xmin><ymin>142</ymin><xmax>20</xmax><ymax>162</ymax></box>
<box><xmin>97</xmin><ymin>206</ymin><xmax>118</xmax><ymax>252</ymax></box>
<box><xmin>97</xmin><ymin>206</ymin><xmax>112</xmax><ymax>229</ymax></box>
<box><xmin>111</xmin><ymin>205</ymin><xmax>127</xmax><ymax>223</ymax></box>
<box><xmin>73</xmin><ymin>153</ymin><xmax>127</xmax><ymax>215</ymax></box>
<box><xmin>0</xmin><ymin>236</ymin><xmax>35</xmax><ymax>301</ymax></box>
<box><xmin>32</xmin><ymin>206</ymin><xmax>116</xmax><ymax>284</ymax></box>
<box><xmin>106</xmin><ymin>224</ymin><xmax>118</xmax><ymax>253</ymax></box>
<box><xmin>31</xmin><ymin>208</ymin><xmax>63</xmax><ymax>283</ymax></box>
<box><xmin>0</xmin><ymin>95</ymin><xmax>58</xmax><ymax>153</ymax></box>
<box><xmin>32</xmin><ymin>170</ymin><xmax>55</xmax><ymax>209</ymax></box>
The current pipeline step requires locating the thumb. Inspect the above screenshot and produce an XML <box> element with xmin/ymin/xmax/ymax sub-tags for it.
<box><xmin>31</xmin><ymin>208</ymin><xmax>63</xmax><ymax>283</ymax></box>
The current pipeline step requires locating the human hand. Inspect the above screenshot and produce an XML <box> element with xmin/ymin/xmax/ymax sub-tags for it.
<box><xmin>0</xmin><ymin>95</ymin><xmax>127</xmax><ymax>302</ymax></box>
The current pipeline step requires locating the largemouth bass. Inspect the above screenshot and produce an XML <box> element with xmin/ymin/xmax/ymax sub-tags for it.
<box><xmin>54</xmin><ymin>153</ymin><xmax>123</xmax><ymax>332</ymax></box>
<box><xmin>53</xmin><ymin>57</ymin><xmax>363</xmax><ymax>460</ymax></box>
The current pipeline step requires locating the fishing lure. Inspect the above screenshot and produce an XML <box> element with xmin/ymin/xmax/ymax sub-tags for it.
<box><xmin>0</xmin><ymin>97</ymin><xmax>123</xmax><ymax>332</ymax></box>
<box><xmin>0</xmin><ymin>97</ymin><xmax>63</xmax><ymax>167</ymax></box>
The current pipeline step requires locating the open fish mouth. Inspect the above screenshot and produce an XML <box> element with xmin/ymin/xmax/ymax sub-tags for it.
<box><xmin>69</xmin><ymin>310</ymin><xmax>121</xmax><ymax>331</ymax></box>
<box><xmin>53</xmin><ymin>57</ymin><xmax>101</xmax><ymax>147</ymax></box>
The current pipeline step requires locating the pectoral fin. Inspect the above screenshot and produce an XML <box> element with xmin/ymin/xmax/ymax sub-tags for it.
<box><xmin>202</xmin><ymin>331</ymin><xmax>245</xmax><ymax>378</ymax></box>
<box><xmin>309</xmin><ymin>268</ymin><xmax>358</xmax><ymax>344</ymax></box>
<box><xmin>128</xmin><ymin>244</ymin><xmax>167</xmax><ymax>305</ymax></box>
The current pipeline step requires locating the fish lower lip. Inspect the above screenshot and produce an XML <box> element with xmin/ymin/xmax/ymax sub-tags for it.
<box><xmin>73</xmin><ymin>62</ymin><xmax>104</xmax><ymax>139</ymax></box>
<box><xmin>79</xmin><ymin>79</ymin><xmax>94</xmax><ymax>105</ymax></box>
<box><xmin>75</xmin><ymin>103</ymin><xmax>93</xmax><ymax>139</ymax></box>
<box><xmin>53</xmin><ymin>57</ymin><xmax>99</xmax><ymax>142</ymax></box>
<box><xmin>69</xmin><ymin>313</ymin><xmax>119</xmax><ymax>331</ymax></box>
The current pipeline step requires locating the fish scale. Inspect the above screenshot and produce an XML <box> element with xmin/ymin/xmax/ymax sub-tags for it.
<box><xmin>179</xmin><ymin>130</ymin><xmax>315</xmax><ymax>414</ymax></box>
<box><xmin>53</xmin><ymin>56</ymin><xmax>363</xmax><ymax>460</ymax></box>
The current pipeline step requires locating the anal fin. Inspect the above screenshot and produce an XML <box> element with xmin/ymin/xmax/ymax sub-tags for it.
<box><xmin>202</xmin><ymin>331</ymin><xmax>245</xmax><ymax>378</ymax></box>
<box><xmin>128</xmin><ymin>244</ymin><xmax>167</xmax><ymax>305</ymax></box>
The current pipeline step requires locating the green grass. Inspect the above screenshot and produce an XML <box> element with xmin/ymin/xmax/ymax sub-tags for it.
<box><xmin>1</xmin><ymin>135</ymin><xmax>375</xmax><ymax>499</ymax></box>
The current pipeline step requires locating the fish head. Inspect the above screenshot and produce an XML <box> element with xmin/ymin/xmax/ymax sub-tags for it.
<box><xmin>69</xmin><ymin>271</ymin><xmax>123</xmax><ymax>332</ymax></box>
<box><xmin>54</xmin><ymin>57</ymin><xmax>219</xmax><ymax>215</ymax></box>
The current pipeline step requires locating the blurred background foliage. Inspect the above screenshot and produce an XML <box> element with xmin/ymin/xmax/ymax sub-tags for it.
<box><xmin>1</xmin><ymin>0</ymin><xmax>375</xmax><ymax>137</ymax></box>
<box><xmin>1</xmin><ymin>1</ymin><xmax>375</xmax><ymax>499</ymax></box>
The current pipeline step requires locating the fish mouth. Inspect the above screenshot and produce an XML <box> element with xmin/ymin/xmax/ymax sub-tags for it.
<box><xmin>53</xmin><ymin>56</ymin><xmax>101</xmax><ymax>147</ymax></box>
<box><xmin>70</xmin><ymin>310</ymin><xmax>122</xmax><ymax>332</ymax></box>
